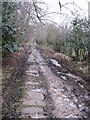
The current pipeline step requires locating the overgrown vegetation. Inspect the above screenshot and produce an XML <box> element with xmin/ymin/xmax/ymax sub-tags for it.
<box><xmin>67</xmin><ymin>17</ymin><xmax>89</xmax><ymax>61</ymax></box>
<box><xmin>2</xmin><ymin>2</ymin><xmax>17</xmax><ymax>56</ymax></box>
<box><xmin>2</xmin><ymin>1</ymin><xmax>47</xmax><ymax>57</ymax></box>
<box><xmin>35</xmin><ymin>17</ymin><xmax>90</xmax><ymax>63</ymax></box>
<box><xmin>2</xmin><ymin>1</ymin><xmax>89</xmax><ymax>63</ymax></box>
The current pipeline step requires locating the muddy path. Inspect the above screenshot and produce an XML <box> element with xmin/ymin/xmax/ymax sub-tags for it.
<box><xmin>17</xmin><ymin>45</ymin><xmax>89</xmax><ymax>119</ymax></box>
<box><xmin>2</xmin><ymin>45</ymin><xmax>89</xmax><ymax>119</ymax></box>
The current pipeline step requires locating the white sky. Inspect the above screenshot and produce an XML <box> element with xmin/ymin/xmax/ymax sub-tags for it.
<box><xmin>43</xmin><ymin>0</ymin><xmax>90</xmax><ymax>25</ymax></box>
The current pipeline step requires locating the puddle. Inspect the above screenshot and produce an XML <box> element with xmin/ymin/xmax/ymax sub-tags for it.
<box><xmin>78</xmin><ymin>83</ymin><xmax>84</xmax><ymax>88</ymax></box>
<box><xmin>61</xmin><ymin>75</ymin><xmax>67</xmax><ymax>80</ymax></box>
<box><xmin>66</xmin><ymin>73</ymin><xmax>80</xmax><ymax>80</ymax></box>
<box><xmin>66</xmin><ymin>73</ymin><xmax>77</xmax><ymax>78</ymax></box>
<box><xmin>66</xmin><ymin>114</ymin><xmax>78</xmax><ymax>118</ymax></box>
<box><xmin>66</xmin><ymin>73</ymin><xmax>84</xmax><ymax>88</ymax></box>
<box><xmin>57</xmin><ymin>71</ymin><xmax>61</xmax><ymax>74</ymax></box>
<box><xmin>51</xmin><ymin>59</ymin><xmax>61</xmax><ymax>67</ymax></box>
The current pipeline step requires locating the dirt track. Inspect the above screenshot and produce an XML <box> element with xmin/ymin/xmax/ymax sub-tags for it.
<box><xmin>2</xmin><ymin>44</ymin><xmax>89</xmax><ymax>119</ymax></box>
<box><xmin>18</xmin><ymin>45</ymin><xmax>89</xmax><ymax>119</ymax></box>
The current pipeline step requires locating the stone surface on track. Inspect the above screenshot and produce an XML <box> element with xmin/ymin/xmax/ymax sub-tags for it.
<box><xmin>19</xmin><ymin>45</ymin><xmax>83</xmax><ymax>118</ymax></box>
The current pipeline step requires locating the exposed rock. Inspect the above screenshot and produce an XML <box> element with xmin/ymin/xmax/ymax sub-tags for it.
<box><xmin>61</xmin><ymin>75</ymin><xmax>67</xmax><ymax>80</ymax></box>
<box><xmin>25</xmin><ymin>82</ymin><xmax>40</xmax><ymax>86</ymax></box>
<box><xmin>27</xmin><ymin>91</ymin><xmax>44</xmax><ymax>100</ymax></box>
<box><xmin>22</xmin><ymin>107</ymin><xmax>43</xmax><ymax>114</ymax></box>
<box><xmin>22</xmin><ymin>99</ymin><xmax>46</xmax><ymax>107</ymax></box>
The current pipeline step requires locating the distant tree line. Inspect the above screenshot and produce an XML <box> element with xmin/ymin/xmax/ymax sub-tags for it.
<box><xmin>35</xmin><ymin>17</ymin><xmax>90</xmax><ymax>63</ymax></box>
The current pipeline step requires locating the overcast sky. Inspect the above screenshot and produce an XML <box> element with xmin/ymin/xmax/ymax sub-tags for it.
<box><xmin>43</xmin><ymin>0</ymin><xmax>90</xmax><ymax>25</ymax></box>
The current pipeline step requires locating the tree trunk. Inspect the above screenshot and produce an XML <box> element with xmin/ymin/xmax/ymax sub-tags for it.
<box><xmin>75</xmin><ymin>48</ymin><xmax>79</xmax><ymax>60</ymax></box>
